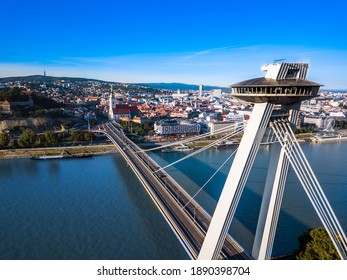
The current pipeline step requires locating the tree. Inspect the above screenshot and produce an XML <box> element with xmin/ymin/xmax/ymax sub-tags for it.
<box><xmin>133</xmin><ymin>126</ymin><xmax>144</xmax><ymax>136</ymax></box>
<box><xmin>32</xmin><ymin>109</ymin><xmax>46</xmax><ymax>118</ymax></box>
<box><xmin>44</xmin><ymin>130</ymin><xmax>58</xmax><ymax>146</ymax></box>
<box><xmin>37</xmin><ymin>134</ymin><xmax>46</xmax><ymax>147</ymax></box>
<box><xmin>0</xmin><ymin>132</ymin><xmax>10</xmax><ymax>148</ymax></box>
<box><xmin>69</xmin><ymin>131</ymin><xmax>82</xmax><ymax>142</ymax></box>
<box><xmin>148</xmin><ymin>130</ymin><xmax>155</xmax><ymax>136</ymax></box>
<box><xmin>118</xmin><ymin>120</ymin><xmax>129</xmax><ymax>132</ymax></box>
<box><xmin>143</xmin><ymin>122</ymin><xmax>153</xmax><ymax>133</ymax></box>
<box><xmin>83</xmin><ymin>131</ymin><xmax>93</xmax><ymax>141</ymax></box>
<box><xmin>68</xmin><ymin>131</ymin><xmax>94</xmax><ymax>142</ymax></box>
<box><xmin>12</xmin><ymin>139</ymin><xmax>19</xmax><ymax>148</ymax></box>
<box><xmin>296</xmin><ymin>227</ymin><xmax>340</xmax><ymax>260</ymax></box>
<box><xmin>13</xmin><ymin>111</ymin><xmax>22</xmax><ymax>118</ymax></box>
<box><xmin>19</xmin><ymin>129</ymin><xmax>37</xmax><ymax>148</ymax></box>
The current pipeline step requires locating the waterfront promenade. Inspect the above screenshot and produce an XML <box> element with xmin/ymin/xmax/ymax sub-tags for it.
<box><xmin>102</xmin><ymin>121</ymin><xmax>250</xmax><ymax>260</ymax></box>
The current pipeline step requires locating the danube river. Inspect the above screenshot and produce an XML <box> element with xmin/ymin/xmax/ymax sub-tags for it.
<box><xmin>1</xmin><ymin>141</ymin><xmax>347</xmax><ymax>259</ymax></box>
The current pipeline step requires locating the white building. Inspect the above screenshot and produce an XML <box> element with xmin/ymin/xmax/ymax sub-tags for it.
<box><xmin>211</xmin><ymin>89</ymin><xmax>222</xmax><ymax>98</ymax></box>
<box><xmin>108</xmin><ymin>92</ymin><xmax>132</xmax><ymax>120</ymax></box>
<box><xmin>303</xmin><ymin>116</ymin><xmax>324</xmax><ymax>128</ymax></box>
<box><xmin>329</xmin><ymin>111</ymin><xmax>345</xmax><ymax>118</ymax></box>
<box><xmin>208</xmin><ymin>120</ymin><xmax>240</xmax><ymax>135</ymax></box>
<box><xmin>154</xmin><ymin>120</ymin><xmax>200</xmax><ymax>135</ymax></box>
<box><xmin>199</xmin><ymin>84</ymin><xmax>203</xmax><ymax>98</ymax></box>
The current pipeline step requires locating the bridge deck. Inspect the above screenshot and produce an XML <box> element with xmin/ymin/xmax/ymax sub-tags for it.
<box><xmin>102</xmin><ymin>122</ymin><xmax>250</xmax><ymax>260</ymax></box>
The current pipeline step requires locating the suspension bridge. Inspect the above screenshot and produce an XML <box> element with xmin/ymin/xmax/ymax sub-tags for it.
<box><xmin>99</xmin><ymin>121</ymin><xmax>249</xmax><ymax>260</ymax></box>
<box><xmin>97</xmin><ymin>61</ymin><xmax>347</xmax><ymax>260</ymax></box>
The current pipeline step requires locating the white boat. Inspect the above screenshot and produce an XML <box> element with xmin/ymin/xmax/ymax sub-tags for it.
<box><xmin>30</xmin><ymin>150</ymin><xmax>93</xmax><ymax>160</ymax></box>
<box><xmin>30</xmin><ymin>154</ymin><xmax>93</xmax><ymax>160</ymax></box>
<box><xmin>310</xmin><ymin>134</ymin><xmax>343</xmax><ymax>142</ymax></box>
<box><xmin>161</xmin><ymin>147</ymin><xmax>173</xmax><ymax>153</ymax></box>
<box><xmin>172</xmin><ymin>145</ymin><xmax>193</xmax><ymax>152</ymax></box>
<box><xmin>30</xmin><ymin>155</ymin><xmax>63</xmax><ymax>160</ymax></box>
<box><xmin>215</xmin><ymin>141</ymin><xmax>238</xmax><ymax>148</ymax></box>
<box><xmin>161</xmin><ymin>145</ymin><xmax>193</xmax><ymax>152</ymax></box>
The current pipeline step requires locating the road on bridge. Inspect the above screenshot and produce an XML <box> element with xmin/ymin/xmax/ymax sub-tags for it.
<box><xmin>102</xmin><ymin>121</ymin><xmax>250</xmax><ymax>260</ymax></box>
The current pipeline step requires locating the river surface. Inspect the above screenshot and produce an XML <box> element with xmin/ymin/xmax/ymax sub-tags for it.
<box><xmin>1</xmin><ymin>141</ymin><xmax>347</xmax><ymax>259</ymax></box>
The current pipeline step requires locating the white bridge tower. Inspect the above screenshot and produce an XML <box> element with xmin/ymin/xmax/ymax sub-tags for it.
<box><xmin>198</xmin><ymin>62</ymin><xmax>347</xmax><ymax>260</ymax></box>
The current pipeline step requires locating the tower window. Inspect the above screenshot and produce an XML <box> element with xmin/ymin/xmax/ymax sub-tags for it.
<box><xmin>285</xmin><ymin>69</ymin><xmax>299</xmax><ymax>79</ymax></box>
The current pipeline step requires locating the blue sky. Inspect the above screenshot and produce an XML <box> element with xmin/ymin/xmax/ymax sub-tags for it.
<box><xmin>1</xmin><ymin>0</ymin><xmax>347</xmax><ymax>88</ymax></box>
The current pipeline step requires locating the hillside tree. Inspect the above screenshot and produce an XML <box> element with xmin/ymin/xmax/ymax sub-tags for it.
<box><xmin>44</xmin><ymin>130</ymin><xmax>59</xmax><ymax>146</ymax></box>
<box><xmin>0</xmin><ymin>132</ymin><xmax>10</xmax><ymax>148</ymax></box>
<box><xmin>296</xmin><ymin>227</ymin><xmax>340</xmax><ymax>260</ymax></box>
<box><xmin>19</xmin><ymin>129</ymin><xmax>37</xmax><ymax>148</ymax></box>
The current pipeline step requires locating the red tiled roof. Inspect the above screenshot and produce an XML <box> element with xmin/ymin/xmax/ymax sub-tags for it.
<box><xmin>112</xmin><ymin>108</ymin><xmax>131</xmax><ymax>115</ymax></box>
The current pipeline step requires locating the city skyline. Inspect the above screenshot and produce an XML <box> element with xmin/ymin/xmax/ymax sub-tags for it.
<box><xmin>1</xmin><ymin>0</ymin><xmax>347</xmax><ymax>89</ymax></box>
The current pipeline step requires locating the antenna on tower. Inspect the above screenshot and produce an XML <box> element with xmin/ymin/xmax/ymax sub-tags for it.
<box><xmin>44</xmin><ymin>70</ymin><xmax>46</xmax><ymax>77</ymax></box>
<box><xmin>273</xmin><ymin>58</ymin><xmax>286</xmax><ymax>64</ymax></box>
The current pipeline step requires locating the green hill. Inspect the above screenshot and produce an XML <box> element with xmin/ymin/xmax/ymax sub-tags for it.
<box><xmin>0</xmin><ymin>75</ymin><xmax>231</xmax><ymax>92</ymax></box>
<box><xmin>0</xmin><ymin>75</ymin><xmax>107</xmax><ymax>84</ymax></box>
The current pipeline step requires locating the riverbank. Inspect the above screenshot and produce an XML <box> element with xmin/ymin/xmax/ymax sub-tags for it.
<box><xmin>0</xmin><ymin>144</ymin><xmax>117</xmax><ymax>160</ymax></box>
<box><xmin>1</xmin><ymin>131</ymin><xmax>344</xmax><ymax>160</ymax></box>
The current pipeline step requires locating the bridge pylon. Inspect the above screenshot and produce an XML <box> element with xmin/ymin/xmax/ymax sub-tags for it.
<box><xmin>198</xmin><ymin>62</ymin><xmax>347</xmax><ymax>260</ymax></box>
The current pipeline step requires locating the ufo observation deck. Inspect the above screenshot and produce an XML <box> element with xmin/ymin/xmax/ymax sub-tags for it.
<box><xmin>231</xmin><ymin>77</ymin><xmax>322</xmax><ymax>105</ymax></box>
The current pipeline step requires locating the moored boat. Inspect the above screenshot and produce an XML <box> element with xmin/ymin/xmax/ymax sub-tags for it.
<box><xmin>30</xmin><ymin>150</ymin><xmax>93</xmax><ymax>160</ymax></box>
<box><xmin>310</xmin><ymin>134</ymin><xmax>345</xmax><ymax>143</ymax></box>
<box><xmin>161</xmin><ymin>145</ymin><xmax>193</xmax><ymax>152</ymax></box>
<box><xmin>215</xmin><ymin>140</ymin><xmax>239</xmax><ymax>148</ymax></box>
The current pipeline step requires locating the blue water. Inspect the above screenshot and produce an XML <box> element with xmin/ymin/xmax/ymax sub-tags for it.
<box><xmin>0</xmin><ymin>154</ymin><xmax>189</xmax><ymax>260</ymax></box>
<box><xmin>149</xmin><ymin>141</ymin><xmax>347</xmax><ymax>257</ymax></box>
<box><xmin>1</xmin><ymin>141</ymin><xmax>347</xmax><ymax>259</ymax></box>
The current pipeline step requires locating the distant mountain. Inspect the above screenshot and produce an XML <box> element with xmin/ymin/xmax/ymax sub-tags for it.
<box><xmin>0</xmin><ymin>75</ymin><xmax>231</xmax><ymax>92</ymax></box>
<box><xmin>0</xmin><ymin>75</ymin><xmax>108</xmax><ymax>84</ymax></box>
<box><xmin>136</xmin><ymin>82</ymin><xmax>231</xmax><ymax>92</ymax></box>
